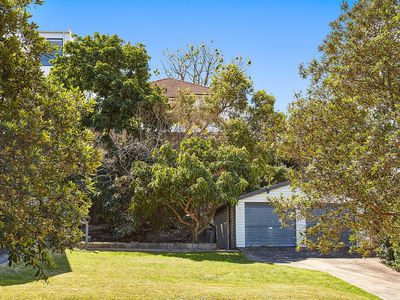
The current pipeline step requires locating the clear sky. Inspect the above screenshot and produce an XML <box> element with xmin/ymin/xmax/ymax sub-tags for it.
<box><xmin>31</xmin><ymin>0</ymin><xmax>347</xmax><ymax>112</ymax></box>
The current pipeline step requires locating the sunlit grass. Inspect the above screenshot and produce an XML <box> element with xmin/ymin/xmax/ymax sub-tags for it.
<box><xmin>0</xmin><ymin>250</ymin><xmax>377</xmax><ymax>299</ymax></box>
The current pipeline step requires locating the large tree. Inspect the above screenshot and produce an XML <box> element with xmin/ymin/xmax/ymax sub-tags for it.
<box><xmin>132</xmin><ymin>138</ymin><xmax>259</xmax><ymax>242</ymax></box>
<box><xmin>162</xmin><ymin>42</ymin><xmax>251</xmax><ymax>86</ymax></box>
<box><xmin>162</xmin><ymin>43</ymin><xmax>223</xmax><ymax>86</ymax></box>
<box><xmin>50</xmin><ymin>33</ymin><xmax>170</xmax><ymax>237</ymax></box>
<box><xmin>277</xmin><ymin>0</ymin><xmax>400</xmax><ymax>254</ymax></box>
<box><xmin>223</xmin><ymin>90</ymin><xmax>288</xmax><ymax>187</ymax></box>
<box><xmin>0</xmin><ymin>0</ymin><xmax>100</xmax><ymax>274</ymax></box>
<box><xmin>50</xmin><ymin>33</ymin><xmax>167</xmax><ymax>134</ymax></box>
<box><xmin>167</xmin><ymin>63</ymin><xmax>253</xmax><ymax>138</ymax></box>
<box><xmin>167</xmin><ymin>63</ymin><xmax>288</xmax><ymax>186</ymax></box>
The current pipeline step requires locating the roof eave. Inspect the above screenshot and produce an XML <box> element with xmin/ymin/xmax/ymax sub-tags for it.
<box><xmin>238</xmin><ymin>181</ymin><xmax>290</xmax><ymax>200</ymax></box>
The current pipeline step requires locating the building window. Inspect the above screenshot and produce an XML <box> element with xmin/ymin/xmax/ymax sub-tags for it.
<box><xmin>40</xmin><ymin>38</ymin><xmax>63</xmax><ymax>66</ymax></box>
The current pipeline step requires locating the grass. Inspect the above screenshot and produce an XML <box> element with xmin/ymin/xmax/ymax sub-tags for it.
<box><xmin>0</xmin><ymin>250</ymin><xmax>377</xmax><ymax>300</ymax></box>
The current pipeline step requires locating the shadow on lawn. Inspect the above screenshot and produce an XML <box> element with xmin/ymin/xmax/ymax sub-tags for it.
<box><xmin>148</xmin><ymin>251</ymin><xmax>255</xmax><ymax>264</ymax></box>
<box><xmin>145</xmin><ymin>247</ymin><xmax>362</xmax><ymax>265</ymax></box>
<box><xmin>242</xmin><ymin>247</ymin><xmax>363</xmax><ymax>264</ymax></box>
<box><xmin>0</xmin><ymin>252</ymin><xmax>72</xmax><ymax>286</ymax></box>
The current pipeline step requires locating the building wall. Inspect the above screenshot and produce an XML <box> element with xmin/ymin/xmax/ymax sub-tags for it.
<box><xmin>215</xmin><ymin>205</ymin><xmax>236</xmax><ymax>249</ymax></box>
<box><xmin>215</xmin><ymin>207</ymin><xmax>229</xmax><ymax>249</ymax></box>
<box><xmin>39</xmin><ymin>30</ymin><xmax>73</xmax><ymax>76</ymax></box>
<box><xmin>228</xmin><ymin>205</ymin><xmax>236</xmax><ymax>249</ymax></box>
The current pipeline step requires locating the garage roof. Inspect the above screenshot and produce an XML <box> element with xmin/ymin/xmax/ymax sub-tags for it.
<box><xmin>238</xmin><ymin>181</ymin><xmax>290</xmax><ymax>200</ymax></box>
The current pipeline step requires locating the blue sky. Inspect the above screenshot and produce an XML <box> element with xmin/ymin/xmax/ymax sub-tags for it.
<box><xmin>31</xmin><ymin>0</ymin><xmax>346</xmax><ymax>112</ymax></box>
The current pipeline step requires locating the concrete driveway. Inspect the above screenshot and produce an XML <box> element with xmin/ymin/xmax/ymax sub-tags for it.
<box><xmin>243</xmin><ymin>247</ymin><xmax>400</xmax><ymax>300</ymax></box>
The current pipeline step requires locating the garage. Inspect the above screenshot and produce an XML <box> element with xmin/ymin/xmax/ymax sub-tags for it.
<box><xmin>214</xmin><ymin>182</ymin><xmax>305</xmax><ymax>249</ymax></box>
<box><xmin>215</xmin><ymin>181</ymin><xmax>352</xmax><ymax>249</ymax></box>
<box><xmin>245</xmin><ymin>203</ymin><xmax>296</xmax><ymax>247</ymax></box>
<box><xmin>233</xmin><ymin>181</ymin><xmax>304</xmax><ymax>248</ymax></box>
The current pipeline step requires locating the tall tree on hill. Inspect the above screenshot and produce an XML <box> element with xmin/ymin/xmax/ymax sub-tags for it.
<box><xmin>275</xmin><ymin>0</ymin><xmax>400</xmax><ymax>254</ymax></box>
<box><xmin>167</xmin><ymin>63</ymin><xmax>253</xmax><ymax>138</ymax></box>
<box><xmin>0</xmin><ymin>0</ymin><xmax>100</xmax><ymax>275</ymax></box>
<box><xmin>162</xmin><ymin>42</ymin><xmax>251</xmax><ymax>86</ymax></box>
<box><xmin>162</xmin><ymin>43</ymin><xmax>223</xmax><ymax>86</ymax></box>
<box><xmin>223</xmin><ymin>90</ymin><xmax>288</xmax><ymax>186</ymax></box>
<box><xmin>50</xmin><ymin>33</ymin><xmax>168</xmax><ymax>135</ymax></box>
<box><xmin>50</xmin><ymin>33</ymin><xmax>170</xmax><ymax>237</ymax></box>
<box><xmin>167</xmin><ymin>63</ymin><xmax>289</xmax><ymax>186</ymax></box>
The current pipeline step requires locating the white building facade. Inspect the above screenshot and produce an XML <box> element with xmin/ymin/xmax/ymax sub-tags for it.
<box><xmin>39</xmin><ymin>30</ymin><xmax>73</xmax><ymax>75</ymax></box>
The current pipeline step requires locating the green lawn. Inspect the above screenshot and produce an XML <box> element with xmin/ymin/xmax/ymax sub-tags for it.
<box><xmin>0</xmin><ymin>250</ymin><xmax>377</xmax><ymax>300</ymax></box>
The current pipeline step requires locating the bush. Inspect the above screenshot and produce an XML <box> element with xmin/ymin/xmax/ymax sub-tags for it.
<box><xmin>377</xmin><ymin>237</ymin><xmax>400</xmax><ymax>272</ymax></box>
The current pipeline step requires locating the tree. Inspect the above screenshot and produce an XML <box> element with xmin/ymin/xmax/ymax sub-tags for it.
<box><xmin>0</xmin><ymin>0</ymin><xmax>100</xmax><ymax>275</ymax></box>
<box><xmin>165</xmin><ymin>63</ymin><xmax>254</xmax><ymax>142</ymax></box>
<box><xmin>162</xmin><ymin>43</ymin><xmax>223</xmax><ymax>86</ymax></box>
<box><xmin>50</xmin><ymin>33</ymin><xmax>171</xmax><ymax>238</ymax></box>
<box><xmin>277</xmin><ymin>0</ymin><xmax>400</xmax><ymax>254</ymax></box>
<box><xmin>132</xmin><ymin>138</ymin><xmax>259</xmax><ymax>242</ymax></box>
<box><xmin>162</xmin><ymin>42</ymin><xmax>251</xmax><ymax>86</ymax></box>
<box><xmin>223</xmin><ymin>90</ymin><xmax>288</xmax><ymax>187</ymax></box>
<box><xmin>206</xmin><ymin>64</ymin><xmax>253</xmax><ymax>120</ymax></box>
<box><xmin>50</xmin><ymin>33</ymin><xmax>167</xmax><ymax>134</ymax></box>
<box><xmin>167</xmin><ymin>89</ymin><xmax>209</xmax><ymax>140</ymax></box>
<box><xmin>97</xmin><ymin>128</ymin><xmax>171</xmax><ymax>238</ymax></box>
<box><xmin>166</xmin><ymin>63</ymin><xmax>288</xmax><ymax>186</ymax></box>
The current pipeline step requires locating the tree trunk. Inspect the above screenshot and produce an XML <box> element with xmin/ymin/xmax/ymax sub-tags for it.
<box><xmin>191</xmin><ymin>230</ymin><xmax>200</xmax><ymax>243</ymax></box>
<box><xmin>191</xmin><ymin>221</ymin><xmax>201</xmax><ymax>242</ymax></box>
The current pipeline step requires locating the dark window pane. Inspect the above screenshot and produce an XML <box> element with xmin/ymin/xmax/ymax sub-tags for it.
<box><xmin>40</xmin><ymin>38</ymin><xmax>63</xmax><ymax>66</ymax></box>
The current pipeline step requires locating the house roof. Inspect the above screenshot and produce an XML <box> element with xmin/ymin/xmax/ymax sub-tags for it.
<box><xmin>238</xmin><ymin>181</ymin><xmax>290</xmax><ymax>200</ymax></box>
<box><xmin>152</xmin><ymin>78</ymin><xmax>210</xmax><ymax>98</ymax></box>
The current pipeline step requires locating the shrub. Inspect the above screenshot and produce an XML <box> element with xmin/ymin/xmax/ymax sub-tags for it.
<box><xmin>377</xmin><ymin>237</ymin><xmax>400</xmax><ymax>272</ymax></box>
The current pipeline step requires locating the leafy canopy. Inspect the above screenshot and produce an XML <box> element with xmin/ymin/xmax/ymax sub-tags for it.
<box><xmin>223</xmin><ymin>90</ymin><xmax>288</xmax><ymax>186</ymax></box>
<box><xmin>50</xmin><ymin>33</ymin><xmax>167</xmax><ymax>133</ymax></box>
<box><xmin>50</xmin><ymin>32</ymin><xmax>171</xmax><ymax>237</ymax></box>
<box><xmin>162</xmin><ymin>42</ymin><xmax>251</xmax><ymax>87</ymax></box>
<box><xmin>0</xmin><ymin>0</ymin><xmax>100</xmax><ymax>275</ymax></box>
<box><xmin>277</xmin><ymin>0</ymin><xmax>400</xmax><ymax>254</ymax></box>
<box><xmin>166</xmin><ymin>62</ymin><xmax>288</xmax><ymax>187</ymax></box>
<box><xmin>132</xmin><ymin>137</ymin><xmax>259</xmax><ymax>241</ymax></box>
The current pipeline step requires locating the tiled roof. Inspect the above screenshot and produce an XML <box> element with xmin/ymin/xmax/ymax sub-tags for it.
<box><xmin>152</xmin><ymin>78</ymin><xmax>210</xmax><ymax>98</ymax></box>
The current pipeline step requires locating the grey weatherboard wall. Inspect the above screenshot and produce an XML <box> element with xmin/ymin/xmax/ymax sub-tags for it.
<box><xmin>244</xmin><ymin>203</ymin><xmax>296</xmax><ymax>247</ymax></box>
<box><xmin>215</xmin><ymin>206</ymin><xmax>235</xmax><ymax>249</ymax></box>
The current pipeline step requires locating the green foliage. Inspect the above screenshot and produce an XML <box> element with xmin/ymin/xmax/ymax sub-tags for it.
<box><xmin>277</xmin><ymin>0</ymin><xmax>400</xmax><ymax>254</ymax></box>
<box><xmin>249</xmin><ymin>90</ymin><xmax>286</xmax><ymax>147</ymax></box>
<box><xmin>50</xmin><ymin>33</ymin><xmax>167</xmax><ymax>133</ymax></box>
<box><xmin>167</xmin><ymin>63</ymin><xmax>254</xmax><ymax>139</ymax></box>
<box><xmin>167</xmin><ymin>63</ymin><xmax>288</xmax><ymax>186</ymax></box>
<box><xmin>167</xmin><ymin>88</ymin><xmax>211</xmax><ymax>138</ymax></box>
<box><xmin>207</xmin><ymin>64</ymin><xmax>253</xmax><ymax>119</ymax></box>
<box><xmin>50</xmin><ymin>32</ymin><xmax>170</xmax><ymax>237</ymax></box>
<box><xmin>223</xmin><ymin>90</ymin><xmax>288</xmax><ymax>186</ymax></box>
<box><xmin>49</xmin><ymin>33</ymin><xmax>288</xmax><ymax>242</ymax></box>
<box><xmin>132</xmin><ymin>137</ymin><xmax>259</xmax><ymax>241</ymax></box>
<box><xmin>377</xmin><ymin>237</ymin><xmax>400</xmax><ymax>271</ymax></box>
<box><xmin>0</xmin><ymin>0</ymin><xmax>100</xmax><ymax>276</ymax></box>
<box><xmin>166</xmin><ymin>63</ymin><xmax>288</xmax><ymax>188</ymax></box>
